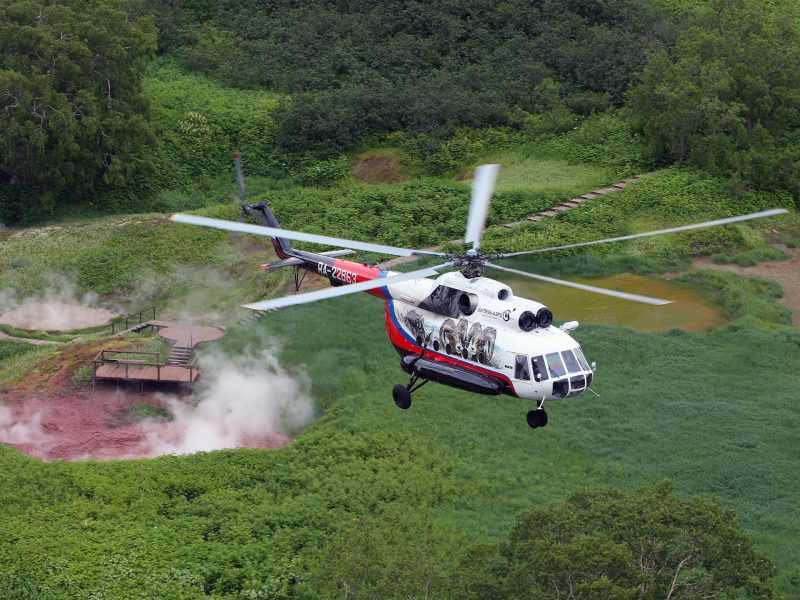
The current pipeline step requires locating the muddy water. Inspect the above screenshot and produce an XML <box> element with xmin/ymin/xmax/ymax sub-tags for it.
<box><xmin>494</xmin><ymin>272</ymin><xmax>725</xmax><ymax>332</ymax></box>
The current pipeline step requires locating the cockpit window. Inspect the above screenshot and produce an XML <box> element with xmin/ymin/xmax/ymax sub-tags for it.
<box><xmin>562</xmin><ymin>350</ymin><xmax>581</xmax><ymax>374</ymax></box>
<box><xmin>531</xmin><ymin>355</ymin><xmax>548</xmax><ymax>381</ymax></box>
<box><xmin>418</xmin><ymin>285</ymin><xmax>461</xmax><ymax>317</ymax></box>
<box><xmin>515</xmin><ymin>354</ymin><xmax>531</xmax><ymax>380</ymax></box>
<box><xmin>545</xmin><ymin>352</ymin><xmax>566</xmax><ymax>378</ymax></box>
<box><xmin>574</xmin><ymin>347</ymin><xmax>591</xmax><ymax>371</ymax></box>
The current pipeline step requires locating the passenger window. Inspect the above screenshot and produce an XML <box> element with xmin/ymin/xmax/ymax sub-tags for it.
<box><xmin>531</xmin><ymin>355</ymin><xmax>548</xmax><ymax>381</ymax></box>
<box><xmin>514</xmin><ymin>354</ymin><xmax>531</xmax><ymax>380</ymax></box>
<box><xmin>574</xmin><ymin>347</ymin><xmax>591</xmax><ymax>371</ymax></box>
<box><xmin>546</xmin><ymin>352</ymin><xmax>566</xmax><ymax>378</ymax></box>
<box><xmin>562</xmin><ymin>350</ymin><xmax>581</xmax><ymax>374</ymax></box>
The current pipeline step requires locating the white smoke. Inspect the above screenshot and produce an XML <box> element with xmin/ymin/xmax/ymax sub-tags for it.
<box><xmin>143</xmin><ymin>344</ymin><xmax>314</xmax><ymax>455</ymax></box>
<box><xmin>0</xmin><ymin>271</ymin><xmax>112</xmax><ymax>330</ymax></box>
<box><xmin>0</xmin><ymin>343</ymin><xmax>314</xmax><ymax>460</ymax></box>
<box><xmin>0</xmin><ymin>404</ymin><xmax>43</xmax><ymax>444</ymax></box>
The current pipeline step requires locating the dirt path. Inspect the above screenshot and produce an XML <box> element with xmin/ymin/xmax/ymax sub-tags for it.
<box><xmin>692</xmin><ymin>245</ymin><xmax>800</xmax><ymax>325</ymax></box>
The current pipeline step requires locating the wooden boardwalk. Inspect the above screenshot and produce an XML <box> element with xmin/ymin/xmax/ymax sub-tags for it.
<box><xmin>93</xmin><ymin>350</ymin><xmax>199</xmax><ymax>384</ymax></box>
<box><xmin>94</xmin><ymin>363</ymin><xmax>199</xmax><ymax>383</ymax></box>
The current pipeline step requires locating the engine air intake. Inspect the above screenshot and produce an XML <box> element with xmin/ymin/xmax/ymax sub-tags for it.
<box><xmin>536</xmin><ymin>308</ymin><xmax>553</xmax><ymax>328</ymax></box>
<box><xmin>518</xmin><ymin>311</ymin><xmax>537</xmax><ymax>331</ymax></box>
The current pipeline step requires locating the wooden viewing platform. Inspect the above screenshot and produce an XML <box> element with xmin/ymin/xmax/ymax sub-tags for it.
<box><xmin>93</xmin><ymin>350</ymin><xmax>199</xmax><ymax>384</ymax></box>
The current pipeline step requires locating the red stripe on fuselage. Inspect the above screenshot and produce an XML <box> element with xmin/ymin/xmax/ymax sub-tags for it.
<box><xmin>326</xmin><ymin>259</ymin><xmax>388</xmax><ymax>298</ymax></box>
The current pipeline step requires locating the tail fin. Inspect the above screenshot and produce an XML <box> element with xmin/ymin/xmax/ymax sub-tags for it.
<box><xmin>233</xmin><ymin>153</ymin><xmax>293</xmax><ymax>259</ymax></box>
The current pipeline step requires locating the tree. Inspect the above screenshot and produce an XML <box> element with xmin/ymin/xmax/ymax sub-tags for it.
<box><xmin>493</xmin><ymin>482</ymin><xmax>777</xmax><ymax>599</ymax></box>
<box><xmin>627</xmin><ymin>0</ymin><xmax>800</xmax><ymax>200</ymax></box>
<box><xmin>0</xmin><ymin>0</ymin><xmax>157</xmax><ymax>220</ymax></box>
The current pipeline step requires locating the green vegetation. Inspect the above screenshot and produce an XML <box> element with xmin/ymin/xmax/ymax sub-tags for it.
<box><xmin>2</xmin><ymin>295</ymin><xmax>798</xmax><ymax>597</ymax></box>
<box><xmin>69</xmin><ymin>363</ymin><xmax>94</xmax><ymax>388</ymax></box>
<box><xmin>0</xmin><ymin>344</ymin><xmax>58</xmax><ymax>386</ymax></box>
<box><xmin>1</xmin><ymin>0</ymin><xmax>799</xmax><ymax>597</ymax></box>
<box><xmin>628</xmin><ymin>0</ymin><xmax>800</xmax><ymax>200</ymax></box>
<box><xmin>0</xmin><ymin>0</ymin><xmax>157</xmax><ymax>222</ymax></box>
<box><xmin>163</xmin><ymin>0</ymin><xmax>672</xmax><ymax>153</ymax></box>
<box><xmin>482</xmin><ymin>167</ymin><xmax>793</xmax><ymax>263</ymax></box>
<box><xmin>711</xmin><ymin>246</ymin><xmax>788</xmax><ymax>266</ymax></box>
<box><xmin>0</xmin><ymin>340</ymin><xmax>39</xmax><ymax>362</ymax></box>
<box><xmin>0</xmin><ymin>325</ymin><xmax>74</xmax><ymax>343</ymax></box>
<box><xmin>482</xmin><ymin>482</ymin><xmax>775</xmax><ymax>599</ymax></box>
<box><xmin>675</xmin><ymin>270</ymin><xmax>792</xmax><ymax>324</ymax></box>
<box><xmin>0</xmin><ymin>214</ymin><xmax>276</xmax><ymax>303</ymax></box>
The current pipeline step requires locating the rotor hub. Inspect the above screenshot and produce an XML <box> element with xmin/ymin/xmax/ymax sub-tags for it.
<box><xmin>446</xmin><ymin>251</ymin><xmax>503</xmax><ymax>279</ymax></box>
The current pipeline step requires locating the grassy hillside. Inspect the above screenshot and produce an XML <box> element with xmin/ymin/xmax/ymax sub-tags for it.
<box><xmin>1</xmin><ymin>136</ymin><xmax>798</xmax><ymax>597</ymax></box>
<box><xmin>1</xmin><ymin>295</ymin><xmax>798</xmax><ymax>597</ymax></box>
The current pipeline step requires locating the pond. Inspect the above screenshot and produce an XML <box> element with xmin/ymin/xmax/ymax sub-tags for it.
<box><xmin>493</xmin><ymin>272</ymin><xmax>725</xmax><ymax>332</ymax></box>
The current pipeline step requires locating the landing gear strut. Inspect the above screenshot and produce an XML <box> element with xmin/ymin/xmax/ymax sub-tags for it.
<box><xmin>392</xmin><ymin>376</ymin><xmax>428</xmax><ymax>410</ymax></box>
<box><xmin>393</xmin><ymin>335</ymin><xmax>431</xmax><ymax>410</ymax></box>
<box><xmin>526</xmin><ymin>401</ymin><xmax>548</xmax><ymax>429</ymax></box>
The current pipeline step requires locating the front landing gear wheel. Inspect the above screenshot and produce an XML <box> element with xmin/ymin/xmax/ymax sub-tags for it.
<box><xmin>526</xmin><ymin>409</ymin><xmax>548</xmax><ymax>429</ymax></box>
<box><xmin>393</xmin><ymin>384</ymin><xmax>412</xmax><ymax>410</ymax></box>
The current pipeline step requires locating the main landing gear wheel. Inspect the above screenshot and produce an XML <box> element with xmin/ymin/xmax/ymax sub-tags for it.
<box><xmin>393</xmin><ymin>384</ymin><xmax>412</xmax><ymax>410</ymax></box>
<box><xmin>526</xmin><ymin>408</ymin><xmax>548</xmax><ymax>429</ymax></box>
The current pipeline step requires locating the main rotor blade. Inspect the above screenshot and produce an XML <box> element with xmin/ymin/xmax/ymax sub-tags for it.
<box><xmin>485</xmin><ymin>263</ymin><xmax>672</xmax><ymax>305</ymax></box>
<box><xmin>243</xmin><ymin>263</ymin><xmax>452</xmax><ymax>311</ymax></box>
<box><xmin>464</xmin><ymin>164</ymin><xmax>499</xmax><ymax>251</ymax></box>
<box><xmin>171</xmin><ymin>214</ymin><xmax>447</xmax><ymax>258</ymax></box>
<box><xmin>498</xmin><ymin>208</ymin><xmax>789</xmax><ymax>258</ymax></box>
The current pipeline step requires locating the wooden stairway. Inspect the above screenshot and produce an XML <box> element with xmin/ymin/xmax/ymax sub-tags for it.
<box><xmin>166</xmin><ymin>345</ymin><xmax>193</xmax><ymax>365</ymax></box>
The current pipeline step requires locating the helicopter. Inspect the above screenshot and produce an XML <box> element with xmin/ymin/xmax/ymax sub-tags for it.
<box><xmin>172</xmin><ymin>163</ymin><xmax>786</xmax><ymax>429</ymax></box>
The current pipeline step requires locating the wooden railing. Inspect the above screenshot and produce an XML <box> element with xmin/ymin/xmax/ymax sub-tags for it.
<box><xmin>110</xmin><ymin>307</ymin><xmax>157</xmax><ymax>334</ymax></box>
<box><xmin>93</xmin><ymin>349</ymin><xmax>199</xmax><ymax>383</ymax></box>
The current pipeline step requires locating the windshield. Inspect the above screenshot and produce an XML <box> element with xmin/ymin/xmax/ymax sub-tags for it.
<box><xmin>574</xmin><ymin>347</ymin><xmax>591</xmax><ymax>371</ymax></box>
<box><xmin>562</xmin><ymin>350</ymin><xmax>581</xmax><ymax>374</ymax></box>
<box><xmin>531</xmin><ymin>355</ymin><xmax>548</xmax><ymax>381</ymax></box>
<box><xmin>545</xmin><ymin>352</ymin><xmax>566</xmax><ymax>378</ymax></box>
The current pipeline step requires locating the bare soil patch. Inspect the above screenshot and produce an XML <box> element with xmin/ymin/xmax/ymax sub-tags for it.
<box><xmin>351</xmin><ymin>152</ymin><xmax>406</xmax><ymax>184</ymax></box>
<box><xmin>0</xmin><ymin>302</ymin><xmax>115</xmax><ymax>331</ymax></box>
<box><xmin>0</xmin><ymin>340</ymin><xmax>292</xmax><ymax>461</ymax></box>
<box><xmin>692</xmin><ymin>246</ymin><xmax>800</xmax><ymax>325</ymax></box>
<box><xmin>0</xmin><ymin>388</ymin><xmax>290</xmax><ymax>461</ymax></box>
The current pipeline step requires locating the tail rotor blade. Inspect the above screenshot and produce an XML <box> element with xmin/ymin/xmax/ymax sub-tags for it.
<box><xmin>485</xmin><ymin>262</ymin><xmax>672</xmax><ymax>305</ymax></box>
<box><xmin>464</xmin><ymin>164</ymin><xmax>499</xmax><ymax>251</ymax></box>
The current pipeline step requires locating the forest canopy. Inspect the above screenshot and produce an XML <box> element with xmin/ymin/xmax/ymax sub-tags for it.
<box><xmin>152</xmin><ymin>0</ymin><xmax>677</xmax><ymax>151</ymax></box>
<box><xmin>0</xmin><ymin>0</ymin><xmax>157</xmax><ymax>213</ymax></box>
<box><xmin>1</xmin><ymin>0</ymin><xmax>798</xmax><ymax>222</ymax></box>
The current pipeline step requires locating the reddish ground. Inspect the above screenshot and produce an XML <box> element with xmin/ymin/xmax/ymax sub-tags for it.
<box><xmin>0</xmin><ymin>339</ymin><xmax>292</xmax><ymax>461</ymax></box>
<box><xmin>0</xmin><ymin>388</ymin><xmax>291</xmax><ymax>461</ymax></box>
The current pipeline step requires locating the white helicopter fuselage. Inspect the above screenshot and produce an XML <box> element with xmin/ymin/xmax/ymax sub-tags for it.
<box><xmin>381</xmin><ymin>270</ymin><xmax>595</xmax><ymax>401</ymax></box>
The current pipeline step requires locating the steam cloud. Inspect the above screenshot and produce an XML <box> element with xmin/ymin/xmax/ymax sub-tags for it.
<box><xmin>0</xmin><ymin>342</ymin><xmax>314</xmax><ymax>460</ymax></box>
<box><xmin>0</xmin><ymin>404</ymin><xmax>42</xmax><ymax>444</ymax></box>
<box><xmin>0</xmin><ymin>272</ymin><xmax>112</xmax><ymax>330</ymax></box>
<box><xmin>144</xmin><ymin>345</ymin><xmax>314</xmax><ymax>455</ymax></box>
